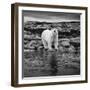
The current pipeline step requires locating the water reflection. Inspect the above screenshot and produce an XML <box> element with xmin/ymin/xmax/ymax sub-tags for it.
<box><xmin>24</xmin><ymin>49</ymin><xmax>80</xmax><ymax>77</ymax></box>
<box><xmin>49</xmin><ymin>52</ymin><xmax>58</xmax><ymax>76</ymax></box>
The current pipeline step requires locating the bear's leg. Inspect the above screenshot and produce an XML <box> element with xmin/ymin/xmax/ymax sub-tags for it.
<box><xmin>42</xmin><ymin>39</ymin><xmax>48</xmax><ymax>49</ymax></box>
<box><xmin>54</xmin><ymin>40</ymin><xmax>58</xmax><ymax>50</ymax></box>
<box><xmin>48</xmin><ymin>41</ymin><xmax>53</xmax><ymax>50</ymax></box>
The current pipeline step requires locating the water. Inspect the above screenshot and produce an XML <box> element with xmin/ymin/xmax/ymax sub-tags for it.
<box><xmin>24</xmin><ymin>49</ymin><xmax>80</xmax><ymax>77</ymax></box>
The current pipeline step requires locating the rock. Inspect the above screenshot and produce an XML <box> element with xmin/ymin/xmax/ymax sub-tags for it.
<box><xmin>58</xmin><ymin>46</ymin><xmax>64</xmax><ymax>52</ymax></box>
<box><xmin>38</xmin><ymin>46</ymin><xmax>44</xmax><ymax>50</ymax></box>
<box><xmin>31</xmin><ymin>60</ymin><xmax>43</xmax><ymax>66</ymax></box>
<box><xmin>68</xmin><ymin>45</ymin><xmax>75</xmax><ymax>52</ymax></box>
<box><xmin>61</xmin><ymin>39</ymin><xmax>70</xmax><ymax>47</ymax></box>
<box><xmin>35</xmin><ymin>35</ymin><xmax>41</xmax><ymax>39</ymax></box>
<box><xmin>27</xmin><ymin>40</ymin><xmax>37</xmax><ymax>47</ymax></box>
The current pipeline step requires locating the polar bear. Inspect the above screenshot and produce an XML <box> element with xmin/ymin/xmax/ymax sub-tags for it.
<box><xmin>41</xmin><ymin>28</ymin><xmax>58</xmax><ymax>50</ymax></box>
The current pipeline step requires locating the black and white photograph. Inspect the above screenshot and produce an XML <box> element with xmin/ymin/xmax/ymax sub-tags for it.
<box><xmin>11</xmin><ymin>3</ymin><xmax>87</xmax><ymax>87</ymax></box>
<box><xmin>23</xmin><ymin>10</ymin><xmax>81</xmax><ymax>77</ymax></box>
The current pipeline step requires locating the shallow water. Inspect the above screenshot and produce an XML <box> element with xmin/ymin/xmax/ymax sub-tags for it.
<box><xmin>23</xmin><ymin>49</ymin><xmax>80</xmax><ymax>77</ymax></box>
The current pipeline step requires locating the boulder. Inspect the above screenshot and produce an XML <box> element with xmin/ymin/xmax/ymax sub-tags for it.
<box><xmin>60</xmin><ymin>39</ymin><xmax>70</xmax><ymax>47</ymax></box>
<box><xmin>68</xmin><ymin>45</ymin><xmax>75</xmax><ymax>52</ymax></box>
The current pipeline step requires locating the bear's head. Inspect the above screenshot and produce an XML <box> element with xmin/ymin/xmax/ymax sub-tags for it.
<box><xmin>51</xmin><ymin>28</ymin><xmax>58</xmax><ymax>42</ymax></box>
<box><xmin>51</xmin><ymin>28</ymin><xmax>58</xmax><ymax>36</ymax></box>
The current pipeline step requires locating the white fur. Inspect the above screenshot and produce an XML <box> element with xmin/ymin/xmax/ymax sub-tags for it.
<box><xmin>41</xmin><ymin>28</ymin><xmax>58</xmax><ymax>50</ymax></box>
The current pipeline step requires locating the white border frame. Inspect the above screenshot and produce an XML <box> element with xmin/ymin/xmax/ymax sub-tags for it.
<box><xmin>18</xmin><ymin>6</ymin><xmax>86</xmax><ymax>84</ymax></box>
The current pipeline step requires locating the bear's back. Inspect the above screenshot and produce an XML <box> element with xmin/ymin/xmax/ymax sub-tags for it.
<box><xmin>41</xmin><ymin>29</ymin><xmax>51</xmax><ymax>38</ymax></box>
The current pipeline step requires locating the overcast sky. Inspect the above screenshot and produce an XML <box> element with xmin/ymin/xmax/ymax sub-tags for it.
<box><xmin>23</xmin><ymin>10</ymin><xmax>80</xmax><ymax>23</ymax></box>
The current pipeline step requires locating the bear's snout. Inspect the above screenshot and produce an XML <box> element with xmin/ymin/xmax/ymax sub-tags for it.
<box><xmin>54</xmin><ymin>30</ymin><xmax>56</xmax><ymax>32</ymax></box>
